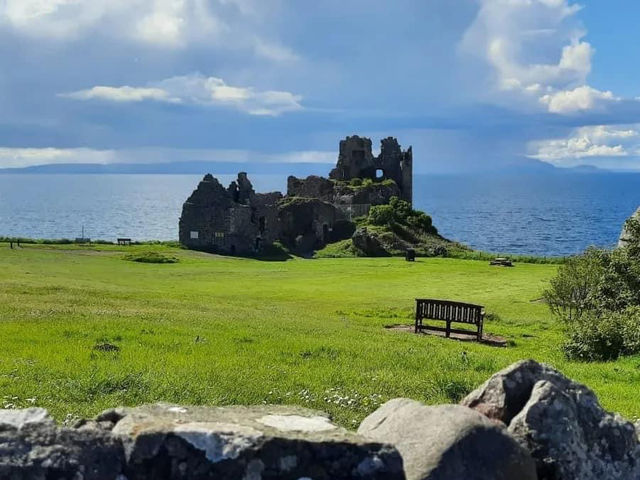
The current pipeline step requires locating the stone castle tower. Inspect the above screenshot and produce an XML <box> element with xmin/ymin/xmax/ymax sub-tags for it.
<box><xmin>329</xmin><ymin>135</ymin><xmax>413</xmax><ymax>204</ymax></box>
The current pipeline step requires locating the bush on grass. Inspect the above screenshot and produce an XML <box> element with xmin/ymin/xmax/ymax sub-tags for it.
<box><xmin>544</xmin><ymin>220</ymin><xmax>640</xmax><ymax>360</ymax></box>
<box><xmin>124</xmin><ymin>251</ymin><xmax>178</xmax><ymax>264</ymax></box>
<box><xmin>563</xmin><ymin>307</ymin><xmax>640</xmax><ymax>361</ymax></box>
<box><xmin>367</xmin><ymin>196</ymin><xmax>437</xmax><ymax>235</ymax></box>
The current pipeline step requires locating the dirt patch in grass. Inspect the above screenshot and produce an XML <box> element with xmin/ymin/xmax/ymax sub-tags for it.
<box><xmin>385</xmin><ymin>324</ymin><xmax>507</xmax><ymax>347</ymax></box>
<box><xmin>124</xmin><ymin>251</ymin><xmax>179</xmax><ymax>264</ymax></box>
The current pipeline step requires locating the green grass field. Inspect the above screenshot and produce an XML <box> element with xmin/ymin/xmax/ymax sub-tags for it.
<box><xmin>2</xmin><ymin>243</ymin><xmax>640</xmax><ymax>427</ymax></box>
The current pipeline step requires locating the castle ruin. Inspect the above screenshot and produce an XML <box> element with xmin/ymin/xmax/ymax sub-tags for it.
<box><xmin>179</xmin><ymin>135</ymin><xmax>413</xmax><ymax>255</ymax></box>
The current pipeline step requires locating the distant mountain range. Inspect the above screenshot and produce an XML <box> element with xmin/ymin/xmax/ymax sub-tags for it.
<box><xmin>0</xmin><ymin>159</ymin><xmax>611</xmax><ymax>175</ymax></box>
<box><xmin>0</xmin><ymin>161</ymin><xmax>333</xmax><ymax>177</ymax></box>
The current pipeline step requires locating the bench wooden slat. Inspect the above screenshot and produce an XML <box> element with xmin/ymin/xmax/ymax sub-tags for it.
<box><xmin>415</xmin><ymin>298</ymin><xmax>485</xmax><ymax>340</ymax></box>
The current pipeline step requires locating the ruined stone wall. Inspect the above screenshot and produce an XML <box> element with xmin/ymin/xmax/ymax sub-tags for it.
<box><xmin>328</xmin><ymin>135</ymin><xmax>413</xmax><ymax>204</ymax></box>
<box><xmin>278</xmin><ymin>198</ymin><xmax>347</xmax><ymax>254</ymax></box>
<box><xmin>250</xmin><ymin>193</ymin><xmax>283</xmax><ymax>246</ymax></box>
<box><xmin>400</xmin><ymin>146</ymin><xmax>413</xmax><ymax>204</ymax></box>
<box><xmin>286</xmin><ymin>175</ymin><xmax>335</xmax><ymax>202</ymax></box>
<box><xmin>330</xmin><ymin>136</ymin><xmax>376</xmax><ymax>181</ymax></box>
<box><xmin>179</xmin><ymin>175</ymin><xmax>235</xmax><ymax>250</ymax></box>
<box><xmin>179</xmin><ymin>173</ymin><xmax>281</xmax><ymax>255</ymax></box>
<box><xmin>378</xmin><ymin>137</ymin><xmax>412</xmax><ymax>204</ymax></box>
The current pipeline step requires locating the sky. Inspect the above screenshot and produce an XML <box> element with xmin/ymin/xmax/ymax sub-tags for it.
<box><xmin>1</xmin><ymin>0</ymin><xmax>640</xmax><ymax>173</ymax></box>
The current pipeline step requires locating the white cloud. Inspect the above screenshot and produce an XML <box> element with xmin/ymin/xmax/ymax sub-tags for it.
<box><xmin>61</xmin><ymin>73</ymin><xmax>303</xmax><ymax>116</ymax></box>
<box><xmin>463</xmin><ymin>0</ymin><xmax>590</xmax><ymax>88</ymax></box>
<box><xmin>61</xmin><ymin>86</ymin><xmax>179</xmax><ymax>103</ymax></box>
<box><xmin>135</xmin><ymin>1</ymin><xmax>186</xmax><ymax>47</ymax></box>
<box><xmin>0</xmin><ymin>0</ymin><xmax>294</xmax><ymax>59</ymax></box>
<box><xmin>0</xmin><ymin>146</ymin><xmax>333</xmax><ymax>168</ymax></box>
<box><xmin>539</xmin><ymin>85</ymin><xmax>618</xmax><ymax>114</ymax></box>
<box><xmin>2</xmin><ymin>0</ymin><xmax>131</xmax><ymax>38</ymax></box>
<box><xmin>461</xmin><ymin>0</ymin><xmax>627</xmax><ymax>115</ymax></box>
<box><xmin>0</xmin><ymin>0</ymin><xmax>217</xmax><ymax>45</ymax></box>
<box><xmin>529</xmin><ymin>125</ymin><xmax>640</xmax><ymax>165</ymax></box>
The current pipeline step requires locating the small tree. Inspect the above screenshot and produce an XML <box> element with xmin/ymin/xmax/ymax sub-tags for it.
<box><xmin>543</xmin><ymin>248</ymin><xmax>607</xmax><ymax>323</ymax></box>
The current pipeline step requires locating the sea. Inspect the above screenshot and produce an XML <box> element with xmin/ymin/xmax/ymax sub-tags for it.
<box><xmin>1</xmin><ymin>172</ymin><xmax>639</xmax><ymax>257</ymax></box>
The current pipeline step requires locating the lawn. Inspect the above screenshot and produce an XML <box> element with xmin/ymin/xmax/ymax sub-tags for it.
<box><xmin>1</xmin><ymin>243</ymin><xmax>639</xmax><ymax>427</ymax></box>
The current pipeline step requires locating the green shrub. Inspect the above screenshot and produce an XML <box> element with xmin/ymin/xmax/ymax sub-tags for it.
<box><xmin>545</xmin><ymin>234</ymin><xmax>640</xmax><ymax>360</ymax></box>
<box><xmin>380</xmin><ymin>178</ymin><xmax>397</xmax><ymax>187</ymax></box>
<box><xmin>349</xmin><ymin>178</ymin><xmax>363</xmax><ymax>187</ymax></box>
<box><xmin>563</xmin><ymin>307</ymin><xmax>640</xmax><ymax>361</ymax></box>
<box><xmin>622</xmin><ymin>214</ymin><xmax>640</xmax><ymax>258</ymax></box>
<box><xmin>544</xmin><ymin>247</ymin><xmax>640</xmax><ymax>323</ymax></box>
<box><xmin>367</xmin><ymin>197</ymin><xmax>437</xmax><ymax>235</ymax></box>
<box><xmin>368</xmin><ymin>204</ymin><xmax>394</xmax><ymax>226</ymax></box>
<box><xmin>124</xmin><ymin>251</ymin><xmax>178</xmax><ymax>264</ymax></box>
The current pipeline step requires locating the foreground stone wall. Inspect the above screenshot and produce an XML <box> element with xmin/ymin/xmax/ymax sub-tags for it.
<box><xmin>3</xmin><ymin>360</ymin><xmax>636</xmax><ymax>479</ymax></box>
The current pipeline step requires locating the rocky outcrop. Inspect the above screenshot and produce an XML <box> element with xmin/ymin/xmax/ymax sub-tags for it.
<box><xmin>619</xmin><ymin>207</ymin><xmax>640</xmax><ymax>247</ymax></box>
<box><xmin>358</xmin><ymin>399</ymin><xmax>537</xmax><ymax>480</ymax></box>
<box><xmin>1</xmin><ymin>404</ymin><xmax>404</xmax><ymax>480</ymax></box>
<box><xmin>352</xmin><ymin>228</ymin><xmax>389</xmax><ymax>256</ymax></box>
<box><xmin>462</xmin><ymin>360</ymin><xmax>640</xmax><ymax>480</ymax></box>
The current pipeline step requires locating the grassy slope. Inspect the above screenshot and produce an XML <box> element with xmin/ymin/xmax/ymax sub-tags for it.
<box><xmin>1</xmin><ymin>243</ymin><xmax>639</xmax><ymax>427</ymax></box>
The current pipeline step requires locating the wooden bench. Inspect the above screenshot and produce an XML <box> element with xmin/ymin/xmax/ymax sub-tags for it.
<box><xmin>117</xmin><ymin>238</ymin><xmax>132</xmax><ymax>246</ymax></box>
<box><xmin>415</xmin><ymin>299</ymin><xmax>485</xmax><ymax>340</ymax></box>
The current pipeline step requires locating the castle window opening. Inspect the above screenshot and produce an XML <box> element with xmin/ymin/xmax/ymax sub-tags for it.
<box><xmin>376</xmin><ymin>169</ymin><xmax>384</xmax><ymax>179</ymax></box>
<box><xmin>190</xmin><ymin>231</ymin><xmax>199</xmax><ymax>240</ymax></box>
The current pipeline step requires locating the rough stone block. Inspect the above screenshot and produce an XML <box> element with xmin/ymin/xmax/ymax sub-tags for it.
<box><xmin>358</xmin><ymin>399</ymin><xmax>537</xmax><ymax>480</ymax></box>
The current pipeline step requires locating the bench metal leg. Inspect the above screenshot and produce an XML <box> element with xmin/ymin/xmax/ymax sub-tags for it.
<box><xmin>446</xmin><ymin>321</ymin><xmax>451</xmax><ymax>338</ymax></box>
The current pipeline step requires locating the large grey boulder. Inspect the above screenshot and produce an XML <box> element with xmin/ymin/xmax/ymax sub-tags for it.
<box><xmin>462</xmin><ymin>360</ymin><xmax>640</xmax><ymax>480</ymax></box>
<box><xmin>0</xmin><ymin>407</ymin><xmax>125</xmax><ymax>480</ymax></box>
<box><xmin>352</xmin><ymin>227</ymin><xmax>389</xmax><ymax>256</ymax></box>
<box><xmin>461</xmin><ymin>359</ymin><xmax>570</xmax><ymax>425</ymax></box>
<box><xmin>358</xmin><ymin>398</ymin><xmax>536</xmax><ymax>480</ymax></box>
<box><xmin>108</xmin><ymin>403</ymin><xmax>404</xmax><ymax>479</ymax></box>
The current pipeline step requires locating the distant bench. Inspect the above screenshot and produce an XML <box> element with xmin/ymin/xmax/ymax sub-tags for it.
<box><xmin>117</xmin><ymin>238</ymin><xmax>132</xmax><ymax>246</ymax></box>
<box><xmin>415</xmin><ymin>299</ymin><xmax>485</xmax><ymax>340</ymax></box>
